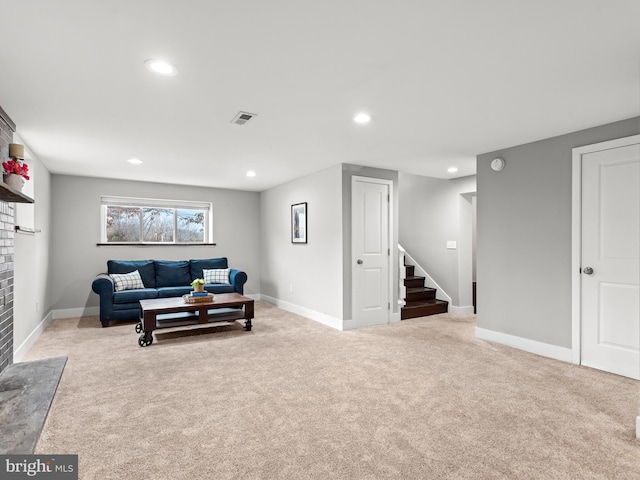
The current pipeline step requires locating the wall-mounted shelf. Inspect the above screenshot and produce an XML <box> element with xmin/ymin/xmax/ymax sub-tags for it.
<box><xmin>0</xmin><ymin>182</ymin><xmax>34</xmax><ymax>203</ymax></box>
<box><xmin>15</xmin><ymin>226</ymin><xmax>41</xmax><ymax>234</ymax></box>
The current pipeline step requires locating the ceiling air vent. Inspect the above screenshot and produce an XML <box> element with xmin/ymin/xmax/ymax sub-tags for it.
<box><xmin>231</xmin><ymin>111</ymin><xmax>257</xmax><ymax>125</ymax></box>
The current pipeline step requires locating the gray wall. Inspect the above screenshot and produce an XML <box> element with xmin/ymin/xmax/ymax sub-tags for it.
<box><xmin>477</xmin><ymin>116</ymin><xmax>640</xmax><ymax>348</ymax></box>
<box><xmin>398</xmin><ymin>173</ymin><xmax>476</xmax><ymax>306</ymax></box>
<box><xmin>50</xmin><ymin>175</ymin><xmax>260</xmax><ymax>312</ymax></box>
<box><xmin>260</xmin><ymin>165</ymin><xmax>344</xmax><ymax>319</ymax></box>
<box><xmin>13</xmin><ymin>136</ymin><xmax>53</xmax><ymax>359</ymax></box>
<box><xmin>260</xmin><ymin>163</ymin><xmax>400</xmax><ymax>324</ymax></box>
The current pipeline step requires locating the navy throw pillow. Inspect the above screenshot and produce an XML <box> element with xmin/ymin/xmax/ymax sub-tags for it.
<box><xmin>107</xmin><ymin>260</ymin><xmax>156</xmax><ymax>288</ymax></box>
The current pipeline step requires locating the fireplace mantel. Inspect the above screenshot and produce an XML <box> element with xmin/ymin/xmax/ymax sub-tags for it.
<box><xmin>0</xmin><ymin>181</ymin><xmax>33</xmax><ymax>203</ymax></box>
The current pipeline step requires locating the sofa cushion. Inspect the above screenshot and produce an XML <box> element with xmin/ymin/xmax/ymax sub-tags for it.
<box><xmin>110</xmin><ymin>270</ymin><xmax>145</xmax><ymax>292</ymax></box>
<box><xmin>205</xmin><ymin>284</ymin><xmax>236</xmax><ymax>294</ymax></box>
<box><xmin>157</xmin><ymin>286</ymin><xmax>193</xmax><ymax>298</ymax></box>
<box><xmin>108</xmin><ymin>260</ymin><xmax>156</xmax><ymax>288</ymax></box>
<box><xmin>190</xmin><ymin>258</ymin><xmax>228</xmax><ymax>281</ymax></box>
<box><xmin>203</xmin><ymin>268</ymin><xmax>230</xmax><ymax>284</ymax></box>
<box><xmin>155</xmin><ymin>260</ymin><xmax>191</xmax><ymax>287</ymax></box>
<box><xmin>113</xmin><ymin>288</ymin><xmax>158</xmax><ymax>304</ymax></box>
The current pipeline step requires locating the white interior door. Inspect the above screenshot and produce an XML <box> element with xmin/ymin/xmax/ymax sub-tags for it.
<box><xmin>581</xmin><ymin>140</ymin><xmax>639</xmax><ymax>380</ymax></box>
<box><xmin>352</xmin><ymin>177</ymin><xmax>390</xmax><ymax>327</ymax></box>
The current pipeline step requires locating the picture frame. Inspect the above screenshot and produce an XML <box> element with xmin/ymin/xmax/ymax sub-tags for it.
<box><xmin>291</xmin><ymin>202</ymin><xmax>307</xmax><ymax>244</ymax></box>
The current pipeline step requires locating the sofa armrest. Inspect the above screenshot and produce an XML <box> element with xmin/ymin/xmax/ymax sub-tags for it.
<box><xmin>92</xmin><ymin>273</ymin><xmax>114</xmax><ymax>296</ymax></box>
<box><xmin>92</xmin><ymin>274</ymin><xmax>115</xmax><ymax>326</ymax></box>
<box><xmin>229</xmin><ymin>269</ymin><xmax>247</xmax><ymax>295</ymax></box>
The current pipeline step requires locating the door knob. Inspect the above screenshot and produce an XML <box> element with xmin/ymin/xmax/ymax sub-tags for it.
<box><xmin>583</xmin><ymin>267</ymin><xmax>594</xmax><ymax>275</ymax></box>
<box><xmin>357</xmin><ymin>259</ymin><xmax>363</xmax><ymax>265</ymax></box>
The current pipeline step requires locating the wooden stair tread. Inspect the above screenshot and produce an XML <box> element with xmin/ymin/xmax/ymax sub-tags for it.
<box><xmin>403</xmin><ymin>299</ymin><xmax>448</xmax><ymax>307</ymax></box>
<box><xmin>401</xmin><ymin>299</ymin><xmax>449</xmax><ymax>320</ymax></box>
<box><xmin>406</xmin><ymin>286</ymin><xmax>435</xmax><ymax>293</ymax></box>
<box><xmin>405</xmin><ymin>288</ymin><xmax>436</xmax><ymax>302</ymax></box>
<box><xmin>404</xmin><ymin>276</ymin><xmax>427</xmax><ymax>288</ymax></box>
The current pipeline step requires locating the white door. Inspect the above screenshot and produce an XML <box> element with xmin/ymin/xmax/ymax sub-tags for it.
<box><xmin>581</xmin><ymin>139</ymin><xmax>639</xmax><ymax>379</ymax></box>
<box><xmin>352</xmin><ymin>177</ymin><xmax>391</xmax><ymax>327</ymax></box>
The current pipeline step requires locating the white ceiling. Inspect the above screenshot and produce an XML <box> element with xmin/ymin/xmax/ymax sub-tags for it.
<box><xmin>2</xmin><ymin>1</ymin><xmax>639</xmax><ymax>192</ymax></box>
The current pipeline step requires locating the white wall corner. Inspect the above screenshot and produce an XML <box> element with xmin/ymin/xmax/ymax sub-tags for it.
<box><xmin>636</xmin><ymin>416</ymin><xmax>640</xmax><ymax>439</ymax></box>
<box><xmin>398</xmin><ymin>247</ymin><xmax>406</xmax><ymax>307</ymax></box>
<box><xmin>449</xmin><ymin>305</ymin><xmax>475</xmax><ymax>315</ymax></box>
<box><xmin>571</xmin><ymin>349</ymin><xmax>581</xmax><ymax>365</ymax></box>
<box><xmin>13</xmin><ymin>311</ymin><xmax>53</xmax><ymax>363</ymax></box>
<box><xmin>53</xmin><ymin>306</ymin><xmax>100</xmax><ymax>320</ymax></box>
<box><xmin>342</xmin><ymin>319</ymin><xmax>358</xmax><ymax>331</ymax></box>
<box><xmin>475</xmin><ymin>327</ymin><xmax>573</xmax><ymax>363</ymax></box>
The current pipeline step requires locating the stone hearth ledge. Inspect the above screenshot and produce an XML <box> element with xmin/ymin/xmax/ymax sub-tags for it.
<box><xmin>0</xmin><ymin>356</ymin><xmax>67</xmax><ymax>454</ymax></box>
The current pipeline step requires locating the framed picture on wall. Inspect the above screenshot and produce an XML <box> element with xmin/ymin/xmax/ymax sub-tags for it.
<box><xmin>291</xmin><ymin>202</ymin><xmax>307</xmax><ymax>243</ymax></box>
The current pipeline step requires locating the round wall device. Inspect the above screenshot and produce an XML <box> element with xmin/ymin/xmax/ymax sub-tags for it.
<box><xmin>490</xmin><ymin>157</ymin><xmax>505</xmax><ymax>171</ymax></box>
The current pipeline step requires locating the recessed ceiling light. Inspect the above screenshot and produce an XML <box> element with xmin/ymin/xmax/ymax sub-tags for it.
<box><xmin>353</xmin><ymin>112</ymin><xmax>371</xmax><ymax>124</ymax></box>
<box><xmin>144</xmin><ymin>59</ymin><xmax>178</xmax><ymax>76</ymax></box>
<box><xmin>246</xmin><ymin>170</ymin><xmax>256</xmax><ymax>177</ymax></box>
<box><xmin>448</xmin><ymin>167</ymin><xmax>458</xmax><ymax>173</ymax></box>
<box><xmin>127</xmin><ymin>158</ymin><xmax>143</xmax><ymax>165</ymax></box>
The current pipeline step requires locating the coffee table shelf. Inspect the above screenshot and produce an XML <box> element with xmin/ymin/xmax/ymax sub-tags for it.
<box><xmin>153</xmin><ymin>308</ymin><xmax>245</xmax><ymax>327</ymax></box>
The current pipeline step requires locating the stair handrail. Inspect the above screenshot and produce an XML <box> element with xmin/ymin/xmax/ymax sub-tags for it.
<box><xmin>398</xmin><ymin>244</ymin><xmax>452</xmax><ymax>305</ymax></box>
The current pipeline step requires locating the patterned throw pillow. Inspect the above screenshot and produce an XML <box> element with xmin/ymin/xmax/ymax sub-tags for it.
<box><xmin>203</xmin><ymin>268</ymin><xmax>230</xmax><ymax>285</ymax></box>
<box><xmin>110</xmin><ymin>270</ymin><xmax>145</xmax><ymax>292</ymax></box>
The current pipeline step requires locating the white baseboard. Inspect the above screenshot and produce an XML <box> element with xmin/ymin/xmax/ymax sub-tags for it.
<box><xmin>53</xmin><ymin>306</ymin><xmax>100</xmax><ymax>319</ymax></box>
<box><xmin>13</xmin><ymin>311</ymin><xmax>54</xmax><ymax>363</ymax></box>
<box><xmin>449</xmin><ymin>305</ymin><xmax>475</xmax><ymax>315</ymax></box>
<box><xmin>258</xmin><ymin>294</ymin><xmax>402</xmax><ymax>331</ymax></box>
<box><xmin>260</xmin><ymin>295</ymin><xmax>344</xmax><ymax>331</ymax></box>
<box><xmin>475</xmin><ymin>327</ymin><xmax>573</xmax><ymax>363</ymax></box>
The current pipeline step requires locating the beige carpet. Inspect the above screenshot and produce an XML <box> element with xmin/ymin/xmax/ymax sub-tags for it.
<box><xmin>24</xmin><ymin>302</ymin><xmax>639</xmax><ymax>479</ymax></box>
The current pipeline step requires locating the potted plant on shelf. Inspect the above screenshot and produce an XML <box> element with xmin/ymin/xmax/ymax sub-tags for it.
<box><xmin>2</xmin><ymin>158</ymin><xmax>29</xmax><ymax>191</ymax></box>
<box><xmin>191</xmin><ymin>278</ymin><xmax>205</xmax><ymax>293</ymax></box>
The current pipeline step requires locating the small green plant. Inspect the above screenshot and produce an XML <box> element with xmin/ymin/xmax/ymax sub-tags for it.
<box><xmin>191</xmin><ymin>278</ymin><xmax>205</xmax><ymax>288</ymax></box>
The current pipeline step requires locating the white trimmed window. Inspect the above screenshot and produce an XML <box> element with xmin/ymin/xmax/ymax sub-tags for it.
<box><xmin>101</xmin><ymin>196</ymin><xmax>212</xmax><ymax>244</ymax></box>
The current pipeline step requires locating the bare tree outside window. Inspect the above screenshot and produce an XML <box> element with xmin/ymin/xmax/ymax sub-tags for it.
<box><xmin>106</xmin><ymin>206</ymin><xmax>142</xmax><ymax>242</ymax></box>
<box><xmin>143</xmin><ymin>208</ymin><xmax>174</xmax><ymax>242</ymax></box>
<box><xmin>177</xmin><ymin>209</ymin><xmax>205</xmax><ymax>242</ymax></box>
<box><xmin>104</xmin><ymin>199</ymin><xmax>210</xmax><ymax>244</ymax></box>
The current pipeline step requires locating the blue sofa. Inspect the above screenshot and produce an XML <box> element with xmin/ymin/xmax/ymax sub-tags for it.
<box><xmin>91</xmin><ymin>257</ymin><xmax>248</xmax><ymax>327</ymax></box>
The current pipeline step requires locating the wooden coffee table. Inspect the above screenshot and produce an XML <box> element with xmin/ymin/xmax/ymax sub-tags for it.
<box><xmin>136</xmin><ymin>293</ymin><xmax>254</xmax><ymax>347</ymax></box>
